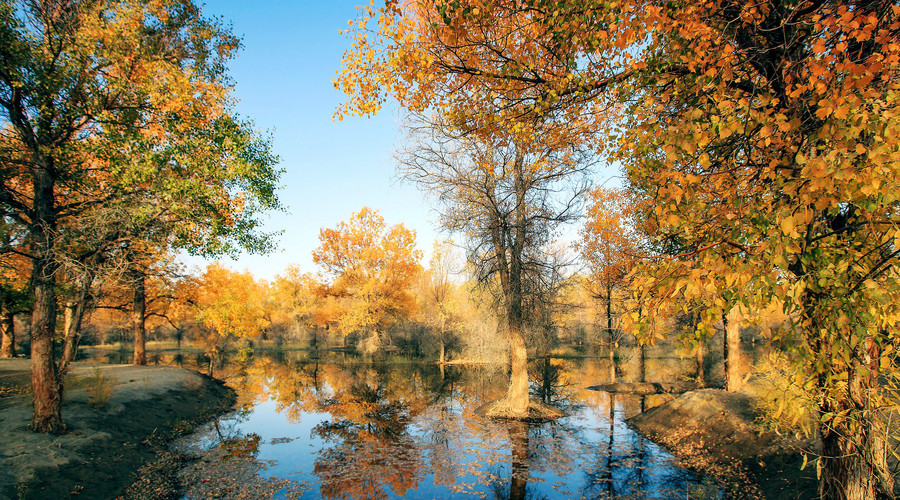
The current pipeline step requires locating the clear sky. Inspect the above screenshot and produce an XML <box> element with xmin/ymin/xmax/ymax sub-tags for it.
<box><xmin>181</xmin><ymin>1</ymin><xmax>439</xmax><ymax>280</ymax></box>
<box><xmin>188</xmin><ymin>1</ymin><xmax>619</xmax><ymax>281</ymax></box>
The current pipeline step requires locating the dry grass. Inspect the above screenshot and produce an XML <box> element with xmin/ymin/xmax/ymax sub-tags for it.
<box><xmin>77</xmin><ymin>366</ymin><xmax>116</xmax><ymax>410</ymax></box>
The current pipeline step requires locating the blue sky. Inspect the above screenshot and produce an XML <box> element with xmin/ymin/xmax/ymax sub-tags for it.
<box><xmin>189</xmin><ymin>1</ymin><xmax>620</xmax><ymax>281</ymax></box>
<box><xmin>182</xmin><ymin>1</ymin><xmax>439</xmax><ymax>280</ymax></box>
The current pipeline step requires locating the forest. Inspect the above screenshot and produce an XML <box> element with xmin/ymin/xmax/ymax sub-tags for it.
<box><xmin>1</xmin><ymin>0</ymin><xmax>899</xmax><ymax>499</ymax></box>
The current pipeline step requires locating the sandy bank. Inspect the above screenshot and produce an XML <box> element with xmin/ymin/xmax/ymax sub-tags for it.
<box><xmin>0</xmin><ymin>359</ymin><xmax>234</xmax><ymax>499</ymax></box>
<box><xmin>627</xmin><ymin>387</ymin><xmax>818</xmax><ymax>499</ymax></box>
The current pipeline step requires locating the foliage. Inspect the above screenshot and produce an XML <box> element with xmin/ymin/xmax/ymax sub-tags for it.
<box><xmin>338</xmin><ymin>0</ymin><xmax>900</xmax><ymax>493</ymax></box>
<box><xmin>581</xmin><ymin>187</ymin><xmax>641</xmax><ymax>297</ymax></box>
<box><xmin>194</xmin><ymin>263</ymin><xmax>270</xmax><ymax>340</ymax></box>
<box><xmin>0</xmin><ymin>0</ymin><xmax>280</xmax><ymax>249</ymax></box>
<box><xmin>614</xmin><ymin>1</ymin><xmax>900</xmax><ymax>495</ymax></box>
<box><xmin>313</xmin><ymin>207</ymin><xmax>422</xmax><ymax>347</ymax></box>
<box><xmin>752</xmin><ymin>352</ymin><xmax>818</xmax><ymax>440</ymax></box>
<box><xmin>0</xmin><ymin>0</ymin><xmax>280</xmax><ymax>431</ymax></box>
<box><xmin>0</xmin><ymin>239</ymin><xmax>31</xmax><ymax>318</ymax></box>
<box><xmin>271</xmin><ymin>265</ymin><xmax>336</xmax><ymax>336</ymax></box>
<box><xmin>580</xmin><ymin>186</ymin><xmax>643</xmax><ymax>347</ymax></box>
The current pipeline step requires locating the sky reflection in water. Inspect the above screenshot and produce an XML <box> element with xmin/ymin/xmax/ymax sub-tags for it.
<box><xmin>178</xmin><ymin>356</ymin><xmax>718</xmax><ymax>499</ymax></box>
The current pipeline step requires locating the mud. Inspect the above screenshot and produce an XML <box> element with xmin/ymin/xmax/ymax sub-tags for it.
<box><xmin>628</xmin><ymin>387</ymin><xmax>819</xmax><ymax>499</ymax></box>
<box><xmin>0</xmin><ymin>359</ymin><xmax>234</xmax><ymax>500</ymax></box>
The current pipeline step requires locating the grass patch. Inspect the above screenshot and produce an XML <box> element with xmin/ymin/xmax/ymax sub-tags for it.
<box><xmin>76</xmin><ymin>367</ymin><xmax>116</xmax><ymax>410</ymax></box>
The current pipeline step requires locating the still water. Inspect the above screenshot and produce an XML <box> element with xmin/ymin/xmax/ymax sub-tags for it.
<box><xmin>164</xmin><ymin>353</ymin><xmax>718</xmax><ymax>499</ymax></box>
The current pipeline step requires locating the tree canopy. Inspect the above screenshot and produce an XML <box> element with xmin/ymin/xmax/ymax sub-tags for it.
<box><xmin>337</xmin><ymin>0</ymin><xmax>900</xmax><ymax>496</ymax></box>
<box><xmin>0</xmin><ymin>0</ymin><xmax>281</xmax><ymax>432</ymax></box>
<box><xmin>313</xmin><ymin>207</ymin><xmax>422</xmax><ymax>351</ymax></box>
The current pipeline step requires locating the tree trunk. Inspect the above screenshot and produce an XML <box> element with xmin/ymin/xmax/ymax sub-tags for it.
<box><xmin>439</xmin><ymin>335</ymin><xmax>446</xmax><ymax>364</ymax></box>
<box><xmin>606</xmin><ymin>285</ymin><xmax>615</xmax><ymax>383</ymax></box>
<box><xmin>695</xmin><ymin>342</ymin><xmax>705</xmax><ymax>387</ymax></box>
<box><xmin>132</xmin><ymin>271</ymin><xmax>147</xmax><ymax>366</ymax></box>
<box><xmin>60</xmin><ymin>275</ymin><xmax>92</xmax><ymax>373</ymax></box>
<box><xmin>606</xmin><ymin>393</ymin><xmax>615</xmax><ymax>497</ymax></box>
<box><xmin>506</xmin><ymin>320</ymin><xmax>530</xmax><ymax>415</ymax></box>
<box><xmin>819</xmin><ymin>334</ymin><xmax>893</xmax><ymax>499</ymax></box>
<box><xmin>30</xmin><ymin>159</ymin><xmax>64</xmax><ymax>433</ymax></box>
<box><xmin>820</xmin><ymin>417</ymin><xmax>893</xmax><ymax>500</ymax></box>
<box><xmin>723</xmin><ymin>307</ymin><xmax>741</xmax><ymax>392</ymax></box>
<box><xmin>0</xmin><ymin>309</ymin><xmax>15</xmax><ymax>357</ymax></box>
<box><xmin>639</xmin><ymin>343</ymin><xmax>646</xmax><ymax>383</ymax></box>
<box><xmin>504</xmin><ymin>148</ymin><xmax>530</xmax><ymax>417</ymax></box>
<box><xmin>31</xmin><ymin>257</ymin><xmax>62</xmax><ymax>433</ymax></box>
<box><xmin>694</xmin><ymin>312</ymin><xmax>705</xmax><ymax>387</ymax></box>
<box><xmin>208</xmin><ymin>350</ymin><xmax>216</xmax><ymax>377</ymax></box>
<box><xmin>61</xmin><ymin>301</ymin><xmax>75</xmax><ymax>364</ymax></box>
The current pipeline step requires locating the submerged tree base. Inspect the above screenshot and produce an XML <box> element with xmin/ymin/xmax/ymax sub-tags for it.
<box><xmin>475</xmin><ymin>398</ymin><xmax>566</xmax><ymax>422</ymax></box>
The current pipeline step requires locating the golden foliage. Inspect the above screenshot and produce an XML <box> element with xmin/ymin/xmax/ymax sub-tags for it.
<box><xmin>194</xmin><ymin>262</ymin><xmax>270</xmax><ymax>340</ymax></box>
<box><xmin>313</xmin><ymin>207</ymin><xmax>422</xmax><ymax>340</ymax></box>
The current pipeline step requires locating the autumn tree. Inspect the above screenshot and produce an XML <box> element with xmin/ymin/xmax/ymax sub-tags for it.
<box><xmin>0</xmin><ymin>0</ymin><xmax>280</xmax><ymax>432</ymax></box>
<box><xmin>338</xmin><ymin>1</ymin><xmax>900</xmax><ymax>495</ymax></box>
<box><xmin>53</xmin><ymin>114</ymin><xmax>279</xmax><ymax>368</ymax></box>
<box><xmin>339</xmin><ymin>0</ymin><xmax>600</xmax><ymax>419</ymax></box>
<box><xmin>312</xmin><ymin>207</ymin><xmax>422</xmax><ymax>354</ymax></box>
<box><xmin>616</xmin><ymin>2</ymin><xmax>900</xmax><ymax>495</ymax></box>
<box><xmin>394</xmin><ymin>111</ymin><xmax>589</xmax><ymax>420</ymax></box>
<box><xmin>580</xmin><ymin>186</ymin><xmax>641</xmax><ymax>381</ymax></box>
<box><xmin>87</xmin><ymin>247</ymin><xmax>191</xmax><ymax>366</ymax></box>
<box><xmin>193</xmin><ymin>263</ymin><xmax>270</xmax><ymax>374</ymax></box>
<box><xmin>418</xmin><ymin>239</ymin><xmax>462</xmax><ymax>364</ymax></box>
<box><xmin>271</xmin><ymin>265</ymin><xmax>333</xmax><ymax>350</ymax></box>
<box><xmin>0</xmin><ymin>224</ymin><xmax>30</xmax><ymax>357</ymax></box>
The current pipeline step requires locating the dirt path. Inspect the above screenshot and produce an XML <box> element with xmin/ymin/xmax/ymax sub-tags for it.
<box><xmin>0</xmin><ymin>359</ymin><xmax>234</xmax><ymax>500</ymax></box>
<box><xmin>627</xmin><ymin>387</ymin><xmax>818</xmax><ymax>499</ymax></box>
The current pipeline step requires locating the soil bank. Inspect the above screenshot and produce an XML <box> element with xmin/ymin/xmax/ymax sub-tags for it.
<box><xmin>0</xmin><ymin>358</ymin><xmax>234</xmax><ymax>500</ymax></box>
<box><xmin>627</xmin><ymin>387</ymin><xmax>818</xmax><ymax>499</ymax></box>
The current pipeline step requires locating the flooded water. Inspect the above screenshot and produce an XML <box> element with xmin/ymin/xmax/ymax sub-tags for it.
<box><xmin>163</xmin><ymin>353</ymin><xmax>719</xmax><ymax>499</ymax></box>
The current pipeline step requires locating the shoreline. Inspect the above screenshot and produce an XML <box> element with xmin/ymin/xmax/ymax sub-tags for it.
<box><xmin>0</xmin><ymin>359</ymin><xmax>235</xmax><ymax>500</ymax></box>
<box><xmin>626</xmin><ymin>387</ymin><xmax>818</xmax><ymax>499</ymax></box>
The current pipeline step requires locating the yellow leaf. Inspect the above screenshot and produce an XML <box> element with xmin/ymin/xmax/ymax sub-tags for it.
<box><xmin>781</xmin><ymin>216</ymin><xmax>795</xmax><ymax>236</ymax></box>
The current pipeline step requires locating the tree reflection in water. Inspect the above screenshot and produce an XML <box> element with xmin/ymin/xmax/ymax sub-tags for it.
<box><xmin>220</xmin><ymin>432</ymin><xmax>262</xmax><ymax>461</ymax></box>
<box><xmin>312</xmin><ymin>383</ymin><xmax>422</xmax><ymax>499</ymax></box>
<box><xmin>172</xmin><ymin>354</ymin><xmax>713</xmax><ymax>499</ymax></box>
<box><xmin>507</xmin><ymin>421</ymin><xmax>531</xmax><ymax>500</ymax></box>
<box><xmin>529</xmin><ymin>356</ymin><xmax>584</xmax><ymax>416</ymax></box>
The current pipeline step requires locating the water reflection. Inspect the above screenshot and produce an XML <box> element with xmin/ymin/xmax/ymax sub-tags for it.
<box><xmin>168</xmin><ymin>353</ymin><xmax>718</xmax><ymax>499</ymax></box>
<box><xmin>506</xmin><ymin>421</ymin><xmax>530</xmax><ymax>500</ymax></box>
<box><xmin>313</xmin><ymin>383</ymin><xmax>422</xmax><ymax>499</ymax></box>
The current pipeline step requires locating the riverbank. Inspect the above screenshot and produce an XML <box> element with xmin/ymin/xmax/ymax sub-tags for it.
<box><xmin>0</xmin><ymin>359</ymin><xmax>234</xmax><ymax>499</ymax></box>
<box><xmin>627</xmin><ymin>386</ymin><xmax>819</xmax><ymax>499</ymax></box>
